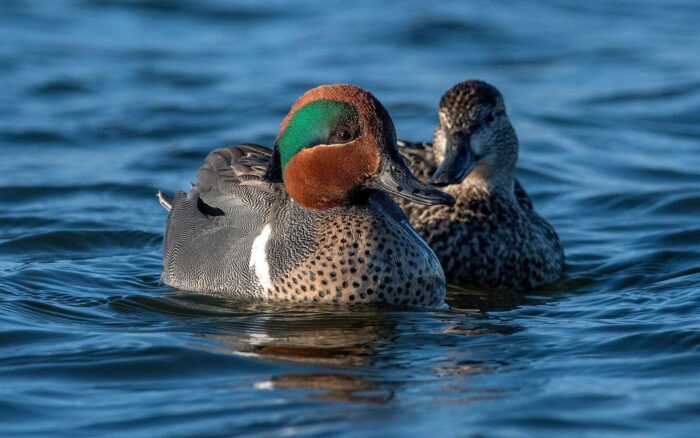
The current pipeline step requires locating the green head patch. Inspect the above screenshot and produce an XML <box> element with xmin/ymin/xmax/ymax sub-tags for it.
<box><xmin>276</xmin><ymin>100</ymin><xmax>360</xmax><ymax>172</ymax></box>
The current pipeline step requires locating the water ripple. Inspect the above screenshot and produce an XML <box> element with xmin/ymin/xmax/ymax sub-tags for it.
<box><xmin>1</xmin><ymin>0</ymin><xmax>700</xmax><ymax>436</ymax></box>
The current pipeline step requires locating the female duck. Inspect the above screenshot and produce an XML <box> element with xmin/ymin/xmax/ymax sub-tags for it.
<box><xmin>398</xmin><ymin>80</ymin><xmax>565</xmax><ymax>291</ymax></box>
<box><xmin>159</xmin><ymin>84</ymin><xmax>454</xmax><ymax>306</ymax></box>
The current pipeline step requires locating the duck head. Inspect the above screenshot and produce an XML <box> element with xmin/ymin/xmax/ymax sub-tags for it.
<box><xmin>266</xmin><ymin>84</ymin><xmax>454</xmax><ymax>209</ymax></box>
<box><xmin>431</xmin><ymin>80</ymin><xmax>518</xmax><ymax>188</ymax></box>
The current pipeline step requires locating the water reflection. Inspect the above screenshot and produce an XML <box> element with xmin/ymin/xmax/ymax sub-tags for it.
<box><xmin>445</xmin><ymin>284</ymin><xmax>531</xmax><ymax>312</ymax></box>
<box><xmin>256</xmin><ymin>374</ymin><xmax>393</xmax><ymax>404</ymax></box>
<box><xmin>159</xmin><ymin>289</ymin><xmax>523</xmax><ymax>404</ymax></box>
<box><xmin>205</xmin><ymin>306</ymin><xmax>393</xmax><ymax>368</ymax></box>
<box><xmin>181</xmin><ymin>297</ymin><xmax>397</xmax><ymax>402</ymax></box>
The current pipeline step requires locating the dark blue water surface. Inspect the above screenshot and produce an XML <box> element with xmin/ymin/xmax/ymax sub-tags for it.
<box><xmin>2</xmin><ymin>1</ymin><xmax>700</xmax><ymax>436</ymax></box>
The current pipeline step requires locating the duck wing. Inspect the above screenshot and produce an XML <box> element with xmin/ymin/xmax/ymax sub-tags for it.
<box><xmin>397</xmin><ymin>139</ymin><xmax>437</xmax><ymax>183</ymax></box>
<box><xmin>158</xmin><ymin>144</ymin><xmax>278</xmax><ymax>213</ymax></box>
<box><xmin>161</xmin><ymin>143</ymin><xmax>281</xmax><ymax>235</ymax></box>
<box><xmin>159</xmin><ymin>144</ymin><xmax>283</xmax><ymax>293</ymax></box>
<box><xmin>192</xmin><ymin>144</ymin><xmax>281</xmax><ymax>223</ymax></box>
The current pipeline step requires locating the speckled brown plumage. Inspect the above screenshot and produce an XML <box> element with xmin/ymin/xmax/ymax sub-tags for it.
<box><xmin>268</xmin><ymin>203</ymin><xmax>444</xmax><ymax>306</ymax></box>
<box><xmin>403</xmin><ymin>182</ymin><xmax>563</xmax><ymax>291</ymax></box>
<box><xmin>396</xmin><ymin>80</ymin><xmax>564</xmax><ymax>291</ymax></box>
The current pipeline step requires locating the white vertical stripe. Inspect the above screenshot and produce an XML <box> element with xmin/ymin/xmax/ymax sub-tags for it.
<box><xmin>249</xmin><ymin>224</ymin><xmax>272</xmax><ymax>294</ymax></box>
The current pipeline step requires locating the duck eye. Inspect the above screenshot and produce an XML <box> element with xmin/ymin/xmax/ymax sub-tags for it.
<box><xmin>333</xmin><ymin>127</ymin><xmax>353</xmax><ymax>143</ymax></box>
<box><xmin>485</xmin><ymin>112</ymin><xmax>496</xmax><ymax>124</ymax></box>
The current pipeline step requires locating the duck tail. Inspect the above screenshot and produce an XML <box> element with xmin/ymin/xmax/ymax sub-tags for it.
<box><xmin>157</xmin><ymin>191</ymin><xmax>173</xmax><ymax>212</ymax></box>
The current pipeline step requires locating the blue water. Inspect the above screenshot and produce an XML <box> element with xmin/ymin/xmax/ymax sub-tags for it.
<box><xmin>2</xmin><ymin>0</ymin><xmax>700</xmax><ymax>436</ymax></box>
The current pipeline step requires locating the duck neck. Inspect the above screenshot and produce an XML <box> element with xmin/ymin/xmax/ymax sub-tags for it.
<box><xmin>458</xmin><ymin>131</ymin><xmax>518</xmax><ymax>198</ymax></box>
<box><xmin>458</xmin><ymin>161</ymin><xmax>516</xmax><ymax>199</ymax></box>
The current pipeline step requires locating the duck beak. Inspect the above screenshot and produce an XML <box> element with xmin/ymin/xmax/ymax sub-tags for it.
<box><xmin>372</xmin><ymin>154</ymin><xmax>455</xmax><ymax>206</ymax></box>
<box><xmin>430</xmin><ymin>132</ymin><xmax>476</xmax><ymax>186</ymax></box>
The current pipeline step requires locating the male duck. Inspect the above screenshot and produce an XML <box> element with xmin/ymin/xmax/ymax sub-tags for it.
<box><xmin>397</xmin><ymin>80</ymin><xmax>565</xmax><ymax>291</ymax></box>
<box><xmin>158</xmin><ymin>84</ymin><xmax>454</xmax><ymax>306</ymax></box>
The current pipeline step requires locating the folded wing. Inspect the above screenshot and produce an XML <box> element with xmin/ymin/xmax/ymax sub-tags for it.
<box><xmin>159</xmin><ymin>144</ymin><xmax>283</xmax><ymax>294</ymax></box>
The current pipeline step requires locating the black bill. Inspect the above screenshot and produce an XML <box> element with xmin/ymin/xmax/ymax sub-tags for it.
<box><xmin>372</xmin><ymin>157</ymin><xmax>455</xmax><ymax>206</ymax></box>
<box><xmin>430</xmin><ymin>132</ymin><xmax>476</xmax><ymax>186</ymax></box>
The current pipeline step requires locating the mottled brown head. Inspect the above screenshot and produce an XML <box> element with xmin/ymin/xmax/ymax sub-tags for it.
<box><xmin>268</xmin><ymin>84</ymin><xmax>454</xmax><ymax>210</ymax></box>
<box><xmin>431</xmin><ymin>80</ymin><xmax>518</xmax><ymax>188</ymax></box>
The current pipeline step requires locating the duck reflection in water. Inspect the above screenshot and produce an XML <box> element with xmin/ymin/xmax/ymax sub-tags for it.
<box><xmin>162</xmin><ymin>290</ymin><xmax>524</xmax><ymax>404</ymax></box>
